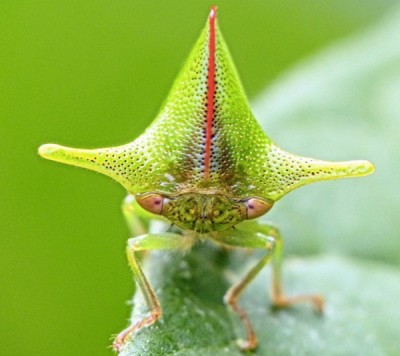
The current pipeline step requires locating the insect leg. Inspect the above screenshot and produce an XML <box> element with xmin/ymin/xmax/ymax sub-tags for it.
<box><xmin>213</xmin><ymin>230</ymin><xmax>275</xmax><ymax>351</ymax></box>
<box><xmin>264</xmin><ymin>223</ymin><xmax>324</xmax><ymax>313</ymax></box>
<box><xmin>113</xmin><ymin>232</ymin><xmax>184</xmax><ymax>352</ymax></box>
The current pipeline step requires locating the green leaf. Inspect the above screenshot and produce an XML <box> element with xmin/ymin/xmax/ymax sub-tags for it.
<box><xmin>121</xmin><ymin>248</ymin><xmax>400</xmax><ymax>355</ymax></box>
<box><xmin>121</xmin><ymin>5</ymin><xmax>400</xmax><ymax>355</ymax></box>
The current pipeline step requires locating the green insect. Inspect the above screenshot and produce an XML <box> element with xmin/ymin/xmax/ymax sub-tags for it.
<box><xmin>39</xmin><ymin>6</ymin><xmax>374</xmax><ymax>352</ymax></box>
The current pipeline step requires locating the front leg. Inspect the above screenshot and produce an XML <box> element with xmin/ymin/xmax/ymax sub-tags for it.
<box><xmin>212</xmin><ymin>228</ymin><xmax>276</xmax><ymax>351</ymax></box>
<box><xmin>113</xmin><ymin>232</ymin><xmax>186</xmax><ymax>352</ymax></box>
<box><xmin>214</xmin><ymin>221</ymin><xmax>324</xmax><ymax>351</ymax></box>
<box><xmin>264</xmin><ymin>224</ymin><xmax>324</xmax><ymax>312</ymax></box>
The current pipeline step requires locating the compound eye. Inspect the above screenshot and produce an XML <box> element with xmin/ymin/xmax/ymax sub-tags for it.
<box><xmin>245</xmin><ymin>198</ymin><xmax>273</xmax><ymax>220</ymax></box>
<box><xmin>136</xmin><ymin>193</ymin><xmax>165</xmax><ymax>215</ymax></box>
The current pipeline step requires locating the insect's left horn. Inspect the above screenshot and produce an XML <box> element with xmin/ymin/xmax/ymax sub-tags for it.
<box><xmin>263</xmin><ymin>145</ymin><xmax>375</xmax><ymax>201</ymax></box>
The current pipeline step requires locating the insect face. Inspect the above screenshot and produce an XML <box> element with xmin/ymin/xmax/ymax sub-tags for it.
<box><xmin>163</xmin><ymin>193</ymin><xmax>245</xmax><ymax>233</ymax></box>
<box><xmin>137</xmin><ymin>192</ymin><xmax>274</xmax><ymax>234</ymax></box>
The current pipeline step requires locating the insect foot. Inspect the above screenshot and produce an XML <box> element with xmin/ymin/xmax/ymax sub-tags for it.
<box><xmin>112</xmin><ymin>309</ymin><xmax>162</xmax><ymax>352</ymax></box>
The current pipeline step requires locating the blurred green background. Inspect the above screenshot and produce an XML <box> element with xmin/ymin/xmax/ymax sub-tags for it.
<box><xmin>0</xmin><ymin>1</ymin><xmax>397</xmax><ymax>355</ymax></box>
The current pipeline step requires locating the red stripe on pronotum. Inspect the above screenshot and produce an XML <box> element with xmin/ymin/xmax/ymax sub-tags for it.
<box><xmin>204</xmin><ymin>5</ymin><xmax>216</xmax><ymax>179</ymax></box>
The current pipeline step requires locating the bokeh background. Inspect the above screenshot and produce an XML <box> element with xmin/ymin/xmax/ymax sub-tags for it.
<box><xmin>1</xmin><ymin>1</ymin><xmax>397</xmax><ymax>355</ymax></box>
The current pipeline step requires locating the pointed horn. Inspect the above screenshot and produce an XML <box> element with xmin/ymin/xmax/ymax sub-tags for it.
<box><xmin>38</xmin><ymin>143</ymin><xmax>147</xmax><ymax>193</ymax></box>
<box><xmin>39</xmin><ymin>144</ymin><xmax>111</xmax><ymax>174</ymax></box>
<box><xmin>304</xmin><ymin>159</ymin><xmax>374</xmax><ymax>179</ymax></box>
<box><xmin>263</xmin><ymin>145</ymin><xmax>374</xmax><ymax>201</ymax></box>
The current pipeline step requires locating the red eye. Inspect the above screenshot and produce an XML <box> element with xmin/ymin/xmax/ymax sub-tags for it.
<box><xmin>244</xmin><ymin>198</ymin><xmax>273</xmax><ymax>219</ymax></box>
<box><xmin>136</xmin><ymin>193</ymin><xmax>164</xmax><ymax>215</ymax></box>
